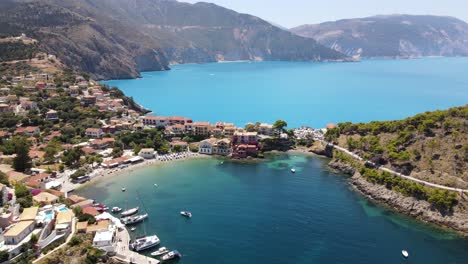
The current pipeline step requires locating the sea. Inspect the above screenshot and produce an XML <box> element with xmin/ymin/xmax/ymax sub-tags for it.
<box><xmin>104</xmin><ymin>58</ymin><xmax>468</xmax><ymax>128</ymax></box>
<box><xmin>89</xmin><ymin>58</ymin><xmax>468</xmax><ymax>263</ymax></box>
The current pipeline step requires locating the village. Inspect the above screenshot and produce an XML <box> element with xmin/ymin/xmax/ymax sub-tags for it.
<box><xmin>0</xmin><ymin>56</ymin><xmax>328</xmax><ymax>263</ymax></box>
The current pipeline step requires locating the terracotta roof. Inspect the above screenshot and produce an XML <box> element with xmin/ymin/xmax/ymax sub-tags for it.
<box><xmin>33</xmin><ymin>192</ymin><xmax>59</xmax><ymax>203</ymax></box>
<box><xmin>194</xmin><ymin>122</ymin><xmax>210</xmax><ymax>126</ymax></box>
<box><xmin>85</xmin><ymin>128</ymin><xmax>102</xmax><ymax>133</ymax></box>
<box><xmin>82</xmin><ymin>207</ymin><xmax>100</xmax><ymax>216</ymax></box>
<box><xmin>86</xmin><ymin>220</ymin><xmax>109</xmax><ymax>233</ymax></box>
<box><xmin>68</xmin><ymin>195</ymin><xmax>86</xmax><ymax>204</ymax></box>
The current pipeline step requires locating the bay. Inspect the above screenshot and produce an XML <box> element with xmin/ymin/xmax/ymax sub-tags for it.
<box><xmin>77</xmin><ymin>154</ymin><xmax>468</xmax><ymax>264</ymax></box>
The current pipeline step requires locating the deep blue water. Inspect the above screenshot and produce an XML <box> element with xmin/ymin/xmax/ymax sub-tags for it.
<box><xmin>104</xmin><ymin>58</ymin><xmax>468</xmax><ymax>128</ymax></box>
<box><xmin>77</xmin><ymin>154</ymin><xmax>468</xmax><ymax>264</ymax></box>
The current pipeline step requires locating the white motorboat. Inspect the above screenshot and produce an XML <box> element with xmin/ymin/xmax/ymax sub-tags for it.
<box><xmin>130</xmin><ymin>227</ymin><xmax>136</xmax><ymax>232</ymax></box>
<box><xmin>291</xmin><ymin>168</ymin><xmax>296</xmax><ymax>173</ymax></box>
<box><xmin>112</xmin><ymin>207</ymin><xmax>122</xmax><ymax>213</ymax></box>
<box><xmin>122</xmin><ymin>187</ymin><xmax>126</xmax><ymax>192</ymax></box>
<box><xmin>151</xmin><ymin>247</ymin><xmax>169</xmax><ymax>257</ymax></box>
<box><xmin>180</xmin><ymin>211</ymin><xmax>192</xmax><ymax>218</ymax></box>
<box><xmin>121</xmin><ymin>207</ymin><xmax>139</xmax><ymax>217</ymax></box>
<box><xmin>121</xmin><ymin>213</ymin><xmax>148</xmax><ymax>225</ymax></box>
<box><xmin>161</xmin><ymin>250</ymin><xmax>182</xmax><ymax>261</ymax></box>
<box><xmin>402</xmin><ymin>250</ymin><xmax>409</xmax><ymax>258</ymax></box>
<box><xmin>130</xmin><ymin>235</ymin><xmax>160</xmax><ymax>252</ymax></box>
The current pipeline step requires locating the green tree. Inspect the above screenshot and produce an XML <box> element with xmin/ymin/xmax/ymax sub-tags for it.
<box><xmin>0</xmin><ymin>250</ymin><xmax>9</xmax><ymax>262</ymax></box>
<box><xmin>273</xmin><ymin>120</ymin><xmax>287</xmax><ymax>132</ymax></box>
<box><xmin>15</xmin><ymin>184</ymin><xmax>32</xmax><ymax>209</ymax></box>
<box><xmin>12</xmin><ymin>139</ymin><xmax>32</xmax><ymax>172</ymax></box>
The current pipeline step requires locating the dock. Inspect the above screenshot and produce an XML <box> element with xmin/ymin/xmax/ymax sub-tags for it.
<box><xmin>114</xmin><ymin>227</ymin><xmax>159</xmax><ymax>264</ymax></box>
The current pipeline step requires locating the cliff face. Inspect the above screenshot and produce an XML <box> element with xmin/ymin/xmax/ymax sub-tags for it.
<box><xmin>291</xmin><ymin>15</ymin><xmax>468</xmax><ymax>58</ymax></box>
<box><xmin>0</xmin><ymin>0</ymin><xmax>347</xmax><ymax>80</ymax></box>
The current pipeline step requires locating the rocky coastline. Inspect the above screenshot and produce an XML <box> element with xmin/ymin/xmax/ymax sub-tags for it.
<box><xmin>305</xmin><ymin>142</ymin><xmax>468</xmax><ymax>236</ymax></box>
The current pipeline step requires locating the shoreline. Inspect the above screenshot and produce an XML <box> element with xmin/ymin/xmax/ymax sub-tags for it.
<box><xmin>72</xmin><ymin>153</ymin><xmax>211</xmax><ymax>192</ymax></box>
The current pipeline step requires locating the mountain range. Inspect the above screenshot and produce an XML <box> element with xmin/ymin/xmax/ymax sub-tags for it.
<box><xmin>291</xmin><ymin>15</ymin><xmax>468</xmax><ymax>58</ymax></box>
<box><xmin>0</xmin><ymin>0</ymin><xmax>345</xmax><ymax>79</ymax></box>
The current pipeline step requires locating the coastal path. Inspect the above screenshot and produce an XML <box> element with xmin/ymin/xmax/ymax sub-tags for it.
<box><xmin>323</xmin><ymin>141</ymin><xmax>468</xmax><ymax>194</ymax></box>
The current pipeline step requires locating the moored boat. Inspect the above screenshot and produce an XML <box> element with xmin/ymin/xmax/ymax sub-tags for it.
<box><xmin>402</xmin><ymin>250</ymin><xmax>409</xmax><ymax>258</ymax></box>
<box><xmin>151</xmin><ymin>247</ymin><xmax>169</xmax><ymax>257</ymax></box>
<box><xmin>161</xmin><ymin>250</ymin><xmax>182</xmax><ymax>261</ymax></box>
<box><xmin>130</xmin><ymin>235</ymin><xmax>160</xmax><ymax>252</ymax></box>
<box><xmin>121</xmin><ymin>207</ymin><xmax>139</xmax><ymax>217</ymax></box>
<box><xmin>122</xmin><ymin>187</ymin><xmax>126</xmax><ymax>192</ymax></box>
<box><xmin>180</xmin><ymin>211</ymin><xmax>192</xmax><ymax>218</ymax></box>
<box><xmin>121</xmin><ymin>213</ymin><xmax>148</xmax><ymax>225</ymax></box>
<box><xmin>112</xmin><ymin>207</ymin><xmax>122</xmax><ymax>213</ymax></box>
<box><xmin>291</xmin><ymin>168</ymin><xmax>296</xmax><ymax>173</ymax></box>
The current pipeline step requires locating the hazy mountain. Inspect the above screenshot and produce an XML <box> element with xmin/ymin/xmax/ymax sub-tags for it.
<box><xmin>0</xmin><ymin>0</ymin><xmax>346</xmax><ymax>79</ymax></box>
<box><xmin>291</xmin><ymin>15</ymin><xmax>468</xmax><ymax>58</ymax></box>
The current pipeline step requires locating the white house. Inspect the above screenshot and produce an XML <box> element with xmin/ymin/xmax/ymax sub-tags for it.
<box><xmin>199</xmin><ymin>138</ymin><xmax>216</xmax><ymax>155</ymax></box>
<box><xmin>4</xmin><ymin>220</ymin><xmax>35</xmax><ymax>245</ymax></box>
<box><xmin>85</xmin><ymin>128</ymin><xmax>104</xmax><ymax>138</ymax></box>
<box><xmin>93</xmin><ymin>230</ymin><xmax>115</xmax><ymax>252</ymax></box>
<box><xmin>139</xmin><ymin>148</ymin><xmax>155</xmax><ymax>159</ymax></box>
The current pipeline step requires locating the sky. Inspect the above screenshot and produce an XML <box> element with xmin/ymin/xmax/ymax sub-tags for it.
<box><xmin>181</xmin><ymin>0</ymin><xmax>468</xmax><ymax>28</ymax></box>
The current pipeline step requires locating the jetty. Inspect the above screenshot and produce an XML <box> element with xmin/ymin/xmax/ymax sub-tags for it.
<box><xmin>114</xmin><ymin>227</ymin><xmax>159</xmax><ymax>264</ymax></box>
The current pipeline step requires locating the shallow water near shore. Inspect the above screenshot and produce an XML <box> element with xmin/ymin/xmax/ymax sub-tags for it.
<box><xmin>104</xmin><ymin>58</ymin><xmax>468</xmax><ymax>127</ymax></box>
<box><xmin>77</xmin><ymin>153</ymin><xmax>468</xmax><ymax>264</ymax></box>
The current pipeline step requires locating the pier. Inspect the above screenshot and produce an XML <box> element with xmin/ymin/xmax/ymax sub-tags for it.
<box><xmin>114</xmin><ymin>227</ymin><xmax>159</xmax><ymax>264</ymax></box>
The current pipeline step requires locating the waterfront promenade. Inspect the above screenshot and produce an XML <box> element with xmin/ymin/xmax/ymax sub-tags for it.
<box><xmin>325</xmin><ymin>141</ymin><xmax>468</xmax><ymax>194</ymax></box>
<box><xmin>114</xmin><ymin>227</ymin><xmax>159</xmax><ymax>264</ymax></box>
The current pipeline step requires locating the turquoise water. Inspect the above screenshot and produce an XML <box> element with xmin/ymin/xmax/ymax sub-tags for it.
<box><xmin>104</xmin><ymin>58</ymin><xmax>468</xmax><ymax>127</ymax></box>
<box><xmin>77</xmin><ymin>154</ymin><xmax>468</xmax><ymax>264</ymax></box>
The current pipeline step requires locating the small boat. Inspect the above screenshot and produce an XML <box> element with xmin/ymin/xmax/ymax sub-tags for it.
<box><xmin>291</xmin><ymin>168</ymin><xmax>296</xmax><ymax>173</ymax></box>
<box><xmin>130</xmin><ymin>227</ymin><xmax>136</xmax><ymax>232</ymax></box>
<box><xmin>151</xmin><ymin>247</ymin><xmax>169</xmax><ymax>257</ymax></box>
<box><xmin>130</xmin><ymin>235</ymin><xmax>160</xmax><ymax>252</ymax></box>
<box><xmin>402</xmin><ymin>250</ymin><xmax>409</xmax><ymax>258</ymax></box>
<box><xmin>112</xmin><ymin>207</ymin><xmax>122</xmax><ymax>213</ymax></box>
<box><xmin>122</xmin><ymin>187</ymin><xmax>126</xmax><ymax>192</ymax></box>
<box><xmin>154</xmin><ymin>184</ymin><xmax>158</xmax><ymax>187</ymax></box>
<box><xmin>121</xmin><ymin>213</ymin><xmax>148</xmax><ymax>225</ymax></box>
<box><xmin>180</xmin><ymin>211</ymin><xmax>192</xmax><ymax>218</ymax></box>
<box><xmin>161</xmin><ymin>250</ymin><xmax>182</xmax><ymax>261</ymax></box>
<box><xmin>121</xmin><ymin>207</ymin><xmax>139</xmax><ymax>217</ymax></box>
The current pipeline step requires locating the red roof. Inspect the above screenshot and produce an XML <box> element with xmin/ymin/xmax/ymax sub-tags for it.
<box><xmin>82</xmin><ymin>206</ymin><xmax>100</xmax><ymax>216</ymax></box>
<box><xmin>326</xmin><ymin>123</ymin><xmax>338</xmax><ymax>129</ymax></box>
<box><xmin>194</xmin><ymin>122</ymin><xmax>210</xmax><ymax>126</ymax></box>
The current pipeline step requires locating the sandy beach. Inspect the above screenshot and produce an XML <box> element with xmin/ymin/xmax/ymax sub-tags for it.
<box><xmin>65</xmin><ymin>152</ymin><xmax>211</xmax><ymax>192</ymax></box>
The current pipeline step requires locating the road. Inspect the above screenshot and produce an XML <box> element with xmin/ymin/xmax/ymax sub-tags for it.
<box><xmin>324</xmin><ymin>141</ymin><xmax>468</xmax><ymax>194</ymax></box>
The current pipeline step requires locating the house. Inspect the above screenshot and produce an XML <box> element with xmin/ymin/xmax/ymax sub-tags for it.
<box><xmin>82</xmin><ymin>95</ymin><xmax>96</xmax><ymax>106</ymax></box>
<box><xmin>233</xmin><ymin>132</ymin><xmax>258</xmax><ymax>145</ymax></box>
<box><xmin>326</xmin><ymin>123</ymin><xmax>338</xmax><ymax>129</ymax></box>
<box><xmin>259</xmin><ymin>123</ymin><xmax>274</xmax><ymax>135</ymax></box>
<box><xmin>19</xmin><ymin>207</ymin><xmax>39</xmax><ymax>222</ymax></box>
<box><xmin>168</xmin><ymin>116</ymin><xmax>192</xmax><ymax>126</ymax></box>
<box><xmin>45</xmin><ymin>110</ymin><xmax>58</xmax><ymax>120</ymax></box>
<box><xmin>56</xmin><ymin>210</ymin><xmax>74</xmax><ymax>226</ymax></box>
<box><xmin>85</xmin><ymin>128</ymin><xmax>103</xmax><ymax>138</ymax></box>
<box><xmin>213</xmin><ymin>139</ymin><xmax>232</xmax><ymax>156</ymax></box>
<box><xmin>69</xmin><ymin>86</ymin><xmax>79</xmax><ymax>97</ymax></box>
<box><xmin>28</xmin><ymin>150</ymin><xmax>45</xmax><ymax>160</ymax></box>
<box><xmin>0</xmin><ymin>103</ymin><xmax>11</xmax><ymax>113</ymax></box>
<box><xmin>33</xmin><ymin>192</ymin><xmax>59</xmax><ymax>204</ymax></box>
<box><xmin>166</xmin><ymin>124</ymin><xmax>185</xmax><ymax>135</ymax></box>
<box><xmin>35</xmin><ymin>82</ymin><xmax>46</xmax><ymax>89</ymax></box>
<box><xmin>6</xmin><ymin>171</ymin><xmax>28</xmax><ymax>184</ymax></box>
<box><xmin>232</xmin><ymin>144</ymin><xmax>259</xmax><ymax>158</ymax></box>
<box><xmin>15</xmin><ymin>126</ymin><xmax>40</xmax><ymax>136</ymax></box>
<box><xmin>0</xmin><ymin>87</ymin><xmax>10</xmax><ymax>95</ymax></box>
<box><xmin>223</xmin><ymin>125</ymin><xmax>237</xmax><ymax>136</ymax></box>
<box><xmin>90</xmin><ymin>139</ymin><xmax>109</xmax><ymax>150</ymax></box>
<box><xmin>142</xmin><ymin>116</ymin><xmax>167</xmax><ymax>127</ymax></box>
<box><xmin>82</xmin><ymin>207</ymin><xmax>100</xmax><ymax>217</ymax></box>
<box><xmin>93</xmin><ymin>230</ymin><xmax>115</xmax><ymax>252</ymax></box>
<box><xmin>43</xmin><ymin>131</ymin><xmax>61</xmax><ymax>142</ymax></box>
<box><xmin>199</xmin><ymin>138</ymin><xmax>217</xmax><ymax>155</ymax></box>
<box><xmin>81</xmin><ymin>147</ymin><xmax>97</xmax><ymax>155</ymax></box>
<box><xmin>72</xmin><ymin>199</ymin><xmax>94</xmax><ymax>209</ymax></box>
<box><xmin>20</xmin><ymin>100</ymin><xmax>37</xmax><ymax>111</ymax></box>
<box><xmin>170</xmin><ymin>141</ymin><xmax>188</xmax><ymax>151</ymax></box>
<box><xmin>67</xmin><ymin>195</ymin><xmax>86</xmax><ymax>205</ymax></box>
<box><xmin>194</xmin><ymin>122</ymin><xmax>211</xmax><ymax>136</ymax></box>
<box><xmin>26</xmin><ymin>173</ymin><xmax>51</xmax><ymax>189</ymax></box>
<box><xmin>3</xmin><ymin>220</ymin><xmax>35</xmax><ymax>245</ymax></box>
<box><xmin>139</xmin><ymin>148</ymin><xmax>155</xmax><ymax>159</ymax></box>
<box><xmin>86</xmin><ymin>220</ymin><xmax>109</xmax><ymax>233</ymax></box>
<box><xmin>76</xmin><ymin>221</ymin><xmax>88</xmax><ymax>233</ymax></box>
